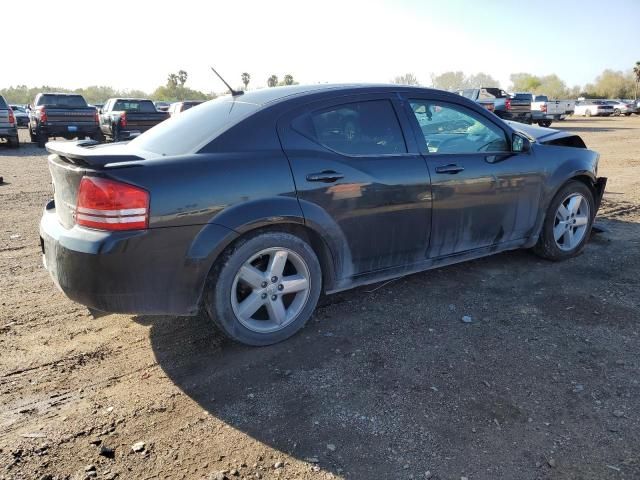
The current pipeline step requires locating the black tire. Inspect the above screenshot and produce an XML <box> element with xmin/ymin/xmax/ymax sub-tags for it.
<box><xmin>112</xmin><ymin>125</ymin><xmax>120</xmax><ymax>142</ymax></box>
<box><xmin>8</xmin><ymin>136</ymin><xmax>19</xmax><ymax>149</ymax></box>
<box><xmin>538</xmin><ymin>120</ymin><xmax>552</xmax><ymax>128</ymax></box>
<box><xmin>533</xmin><ymin>180</ymin><xmax>595</xmax><ymax>261</ymax></box>
<box><xmin>36</xmin><ymin>129</ymin><xmax>47</xmax><ymax>148</ymax></box>
<box><xmin>92</xmin><ymin>130</ymin><xmax>105</xmax><ymax>143</ymax></box>
<box><xmin>204</xmin><ymin>231</ymin><xmax>322</xmax><ymax>346</ymax></box>
<box><xmin>624</xmin><ymin>113</ymin><xmax>631</xmax><ymax>116</ymax></box>
<box><xmin>613</xmin><ymin>109</ymin><xmax>621</xmax><ymax>116</ymax></box>
<box><xmin>29</xmin><ymin>128</ymin><xmax>37</xmax><ymax>143</ymax></box>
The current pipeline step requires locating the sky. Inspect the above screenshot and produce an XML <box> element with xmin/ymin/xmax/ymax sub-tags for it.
<box><xmin>4</xmin><ymin>0</ymin><xmax>639</xmax><ymax>93</ymax></box>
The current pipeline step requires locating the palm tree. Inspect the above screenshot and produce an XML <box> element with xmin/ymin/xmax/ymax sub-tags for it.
<box><xmin>634</xmin><ymin>61</ymin><xmax>640</xmax><ymax>101</ymax></box>
<box><xmin>283</xmin><ymin>74</ymin><xmax>294</xmax><ymax>86</ymax></box>
<box><xmin>167</xmin><ymin>73</ymin><xmax>179</xmax><ymax>89</ymax></box>
<box><xmin>267</xmin><ymin>75</ymin><xmax>279</xmax><ymax>88</ymax></box>
<box><xmin>241</xmin><ymin>72</ymin><xmax>251</xmax><ymax>91</ymax></box>
<box><xmin>177</xmin><ymin>70</ymin><xmax>188</xmax><ymax>87</ymax></box>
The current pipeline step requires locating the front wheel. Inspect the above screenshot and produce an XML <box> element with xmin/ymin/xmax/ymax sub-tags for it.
<box><xmin>204</xmin><ymin>231</ymin><xmax>322</xmax><ymax>346</ymax></box>
<box><xmin>613</xmin><ymin>109</ymin><xmax>621</xmax><ymax>116</ymax></box>
<box><xmin>585</xmin><ymin>110</ymin><xmax>592</xmax><ymax>117</ymax></box>
<box><xmin>534</xmin><ymin>181</ymin><xmax>595</xmax><ymax>261</ymax></box>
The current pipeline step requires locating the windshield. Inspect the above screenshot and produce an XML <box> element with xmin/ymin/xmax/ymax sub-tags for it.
<box><xmin>129</xmin><ymin>97</ymin><xmax>260</xmax><ymax>156</ymax></box>
<box><xmin>37</xmin><ymin>94</ymin><xmax>88</xmax><ymax>107</ymax></box>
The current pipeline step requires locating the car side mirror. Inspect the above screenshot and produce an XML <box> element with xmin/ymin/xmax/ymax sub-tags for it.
<box><xmin>512</xmin><ymin>133</ymin><xmax>531</xmax><ymax>153</ymax></box>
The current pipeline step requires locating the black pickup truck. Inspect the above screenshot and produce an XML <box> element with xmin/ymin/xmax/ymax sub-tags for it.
<box><xmin>458</xmin><ymin>88</ymin><xmax>532</xmax><ymax>124</ymax></box>
<box><xmin>99</xmin><ymin>98</ymin><xmax>169</xmax><ymax>142</ymax></box>
<box><xmin>29</xmin><ymin>93</ymin><xmax>100</xmax><ymax>147</ymax></box>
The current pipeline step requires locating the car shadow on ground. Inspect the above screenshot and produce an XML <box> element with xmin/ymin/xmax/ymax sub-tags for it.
<box><xmin>136</xmin><ymin>216</ymin><xmax>640</xmax><ymax>478</ymax></box>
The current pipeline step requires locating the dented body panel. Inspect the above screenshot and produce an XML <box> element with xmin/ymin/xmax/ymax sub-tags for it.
<box><xmin>39</xmin><ymin>84</ymin><xmax>606</xmax><ymax>315</ymax></box>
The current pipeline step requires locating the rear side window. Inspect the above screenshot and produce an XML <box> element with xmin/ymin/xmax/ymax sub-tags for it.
<box><xmin>305</xmin><ymin>100</ymin><xmax>406</xmax><ymax>155</ymax></box>
<box><xmin>37</xmin><ymin>94</ymin><xmax>87</xmax><ymax>107</ymax></box>
<box><xmin>113</xmin><ymin>100</ymin><xmax>156</xmax><ymax>112</ymax></box>
<box><xmin>0</xmin><ymin>96</ymin><xmax>7</xmax><ymax>109</ymax></box>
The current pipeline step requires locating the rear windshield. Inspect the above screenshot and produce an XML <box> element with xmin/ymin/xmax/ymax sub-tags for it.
<box><xmin>113</xmin><ymin>100</ymin><xmax>156</xmax><ymax>112</ymax></box>
<box><xmin>534</xmin><ymin>95</ymin><xmax>548</xmax><ymax>102</ymax></box>
<box><xmin>0</xmin><ymin>96</ymin><xmax>7</xmax><ymax>109</ymax></box>
<box><xmin>512</xmin><ymin>93</ymin><xmax>532</xmax><ymax>100</ymax></box>
<box><xmin>37</xmin><ymin>94</ymin><xmax>88</xmax><ymax>107</ymax></box>
<box><xmin>129</xmin><ymin>97</ymin><xmax>260</xmax><ymax>155</ymax></box>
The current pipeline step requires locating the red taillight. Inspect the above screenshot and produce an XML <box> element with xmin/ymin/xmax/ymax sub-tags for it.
<box><xmin>120</xmin><ymin>112</ymin><xmax>127</xmax><ymax>128</ymax></box>
<box><xmin>39</xmin><ymin>106</ymin><xmax>48</xmax><ymax>123</ymax></box>
<box><xmin>540</xmin><ymin>103</ymin><xmax>547</xmax><ymax>113</ymax></box>
<box><xmin>505</xmin><ymin>98</ymin><xmax>512</xmax><ymax>111</ymax></box>
<box><xmin>94</xmin><ymin>109</ymin><xmax>99</xmax><ymax>124</ymax></box>
<box><xmin>8</xmin><ymin>108</ymin><xmax>15</xmax><ymax>126</ymax></box>
<box><xmin>76</xmin><ymin>177</ymin><xmax>149</xmax><ymax>231</ymax></box>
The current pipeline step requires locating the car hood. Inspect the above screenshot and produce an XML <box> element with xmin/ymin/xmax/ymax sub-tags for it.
<box><xmin>505</xmin><ymin>121</ymin><xmax>587</xmax><ymax>148</ymax></box>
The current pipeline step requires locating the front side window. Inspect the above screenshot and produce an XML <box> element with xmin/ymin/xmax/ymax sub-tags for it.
<box><xmin>307</xmin><ymin>100</ymin><xmax>407</xmax><ymax>155</ymax></box>
<box><xmin>409</xmin><ymin>100</ymin><xmax>509</xmax><ymax>154</ymax></box>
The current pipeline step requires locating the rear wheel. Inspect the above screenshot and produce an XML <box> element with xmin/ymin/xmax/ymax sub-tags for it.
<box><xmin>36</xmin><ymin>129</ymin><xmax>47</xmax><ymax>148</ymax></box>
<box><xmin>204</xmin><ymin>231</ymin><xmax>322</xmax><ymax>346</ymax></box>
<box><xmin>7</xmin><ymin>136</ymin><xmax>19</xmax><ymax>149</ymax></box>
<box><xmin>613</xmin><ymin>108</ymin><xmax>621</xmax><ymax>116</ymax></box>
<box><xmin>534</xmin><ymin>181</ymin><xmax>595</xmax><ymax>261</ymax></box>
<box><xmin>538</xmin><ymin>120</ymin><xmax>552</xmax><ymax>127</ymax></box>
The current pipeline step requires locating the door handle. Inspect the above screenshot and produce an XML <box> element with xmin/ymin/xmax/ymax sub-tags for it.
<box><xmin>435</xmin><ymin>164</ymin><xmax>464</xmax><ymax>174</ymax></box>
<box><xmin>306</xmin><ymin>171</ymin><xmax>344</xmax><ymax>183</ymax></box>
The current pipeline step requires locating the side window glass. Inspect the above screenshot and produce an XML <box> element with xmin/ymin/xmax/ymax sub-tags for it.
<box><xmin>307</xmin><ymin>100</ymin><xmax>407</xmax><ymax>155</ymax></box>
<box><xmin>409</xmin><ymin>100</ymin><xmax>509</xmax><ymax>154</ymax></box>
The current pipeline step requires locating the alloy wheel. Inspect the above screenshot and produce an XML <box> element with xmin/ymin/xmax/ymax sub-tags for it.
<box><xmin>231</xmin><ymin>247</ymin><xmax>311</xmax><ymax>333</ymax></box>
<box><xmin>553</xmin><ymin>193</ymin><xmax>590</xmax><ymax>251</ymax></box>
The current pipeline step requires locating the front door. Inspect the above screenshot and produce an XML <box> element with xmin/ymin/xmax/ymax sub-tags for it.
<box><xmin>404</xmin><ymin>96</ymin><xmax>544</xmax><ymax>258</ymax></box>
<box><xmin>279</xmin><ymin>94</ymin><xmax>432</xmax><ymax>277</ymax></box>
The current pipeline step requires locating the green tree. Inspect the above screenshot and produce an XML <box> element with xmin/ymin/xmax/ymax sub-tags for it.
<box><xmin>592</xmin><ymin>69</ymin><xmax>634</xmax><ymax>99</ymax></box>
<box><xmin>392</xmin><ymin>73</ymin><xmax>419</xmax><ymax>86</ymax></box>
<box><xmin>167</xmin><ymin>73</ymin><xmax>179</xmax><ymax>89</ymax></box>
<box><xmin>633</xmin><ymin>61</ymin><xmax>640</xmax><ymax>100</ymax></box>
<box><xmin>267</xmin><ymin>75</ymin><xmax>279</xmax><ymax>87</ymax></box>
<box><xmin>466</xmin><ymin>72</ymin><xmax>499</xmax><ymax>88</ymax></box>
<box><xmin>430</xmin><ymin>71</ymin><xmax>466</xmax><ymax>91</ymax></box>
<box><xmin>177</xmin><ymin>70</ymin><xmax>188</xmax><ymax>87</ymax></box>
<box><xmin>509</xmin><ymin>73</ymin><xmax>542</xmax><ymax>92</ymax></box>
<box><xmin>241</xmin><ymin>72</ymin><xmax>251</xmax><ymax>90</ymax></box>
<box><xmin>283</xmin><ymin>74</ymin><xmax>294</xmax><ymax>86</ymax></box>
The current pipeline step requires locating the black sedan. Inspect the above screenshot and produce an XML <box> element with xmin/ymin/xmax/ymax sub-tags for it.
<box><xmin>40</xmin><ymin>85</ymin><xmax>606</xmax><ymax>346</ymax></box>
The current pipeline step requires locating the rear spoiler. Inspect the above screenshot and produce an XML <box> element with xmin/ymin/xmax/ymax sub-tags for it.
<box><xmin>46</xmin><ymin>140</ymin><xmax>144</xmax><ymax>168</ymax></box>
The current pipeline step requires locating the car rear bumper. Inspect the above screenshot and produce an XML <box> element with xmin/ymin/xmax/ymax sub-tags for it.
<box><xmin>39</xmin><ymin>199</ymin><xmax>237</xmax><ymax>316</ymax></box>
<box><xmin>497</xmin><ymin>111</ymin><xmax>532</xmax><ymax>124</ymax></box>
<box><xmin>0</xmin><ymin>126</ymin><xmax>18</xmax><ymax>138</ymax></box>
<box><xmin>40</xmin><ymin>124</ymin><xmax>99</xmax><ymax>137</ymax></box>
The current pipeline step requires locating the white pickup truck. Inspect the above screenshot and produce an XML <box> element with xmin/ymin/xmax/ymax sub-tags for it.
<box><xmin>516</xmin><ymin>93</ymin><xmax>575</xmax><ymax>127</ymax></box>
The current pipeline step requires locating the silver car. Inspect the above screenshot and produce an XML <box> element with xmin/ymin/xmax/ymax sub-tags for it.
<box><xmin>605</xmin><ymin>100</ymin><xmax>636</xmax><ymax>116</ymax></box>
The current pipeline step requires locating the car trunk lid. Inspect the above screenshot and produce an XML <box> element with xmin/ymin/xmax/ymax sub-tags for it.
<box><xmin>46</xmin><ymin>140</ymin><xmax>148</xmax><ymax>228</ymax></box>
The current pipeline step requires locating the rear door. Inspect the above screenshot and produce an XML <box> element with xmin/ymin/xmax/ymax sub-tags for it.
<box><xmin>403</xmin><ymin>94</ymin><xmax>544</xmax><ymax>257</ymax></box>
<box><xmin>279</xmin><ymin>93</ymin><xmax>432</xmax><ymax>276</ymax></box>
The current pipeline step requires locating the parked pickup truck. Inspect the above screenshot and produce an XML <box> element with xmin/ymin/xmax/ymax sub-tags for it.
<box><xmin>29</xmin><ymin>93</ymin><xmax>100</xmax><ymax>147</ymax></box>
<box><xmin>0</xmin><ymin>95</ymin><xmax>19</xmax><ymax>148</ymax></box>
<box><xmin>516</xmin><ymin>93</ymin><xmax>575</xmax><ymax>127</ymax></box>
<box><xmin>458</xmin><ymin>88</ymin><xmax>532</xmax><ymax>124</ymax></box>
<box><xmin>99</xmin><ymin>98</ymin><xmax>169</xmax><ymax>142</ymax></box>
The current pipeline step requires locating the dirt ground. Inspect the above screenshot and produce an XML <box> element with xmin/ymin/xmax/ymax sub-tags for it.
<box><xmin>1</xmin><ymin>116</ymin><xmax>639</xmax><ymax>480</ymax></box>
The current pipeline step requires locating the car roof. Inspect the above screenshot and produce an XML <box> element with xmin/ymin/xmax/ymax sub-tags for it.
<box><xmin>112</xmin><ymin>98</ymin><xmax>152</xmax><ymax>101</ymax></box>
<box><xmin>217</xmin><ymin>83</ymin><xmax>455</xmax><ymax>107</ymax></box>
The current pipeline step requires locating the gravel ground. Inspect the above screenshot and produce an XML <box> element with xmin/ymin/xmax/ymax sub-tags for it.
<box><xmin>1</xmin><ymin>116</ymin><xmax>639</xmax><ymax>480</ymax></box>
